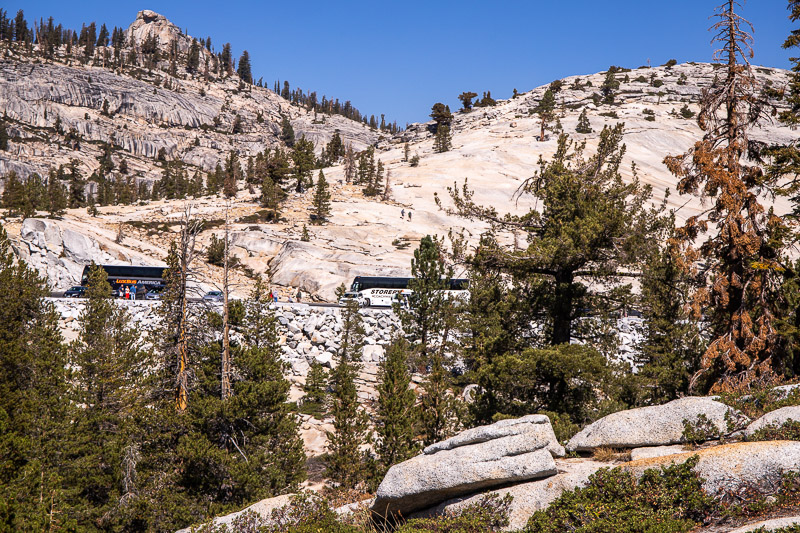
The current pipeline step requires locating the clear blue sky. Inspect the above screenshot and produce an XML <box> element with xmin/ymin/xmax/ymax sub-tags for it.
<box><xmin>9</xmin><ymin>1</ymin><xmax>796</xmax><ymax>125</ymax></box>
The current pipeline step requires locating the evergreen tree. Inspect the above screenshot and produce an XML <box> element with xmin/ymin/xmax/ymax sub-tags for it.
<box><xmin>0</xmin><ymin>223</ymin><xmax>71</xmax><ymax>530</ymax></box>
<box><xmin>237</xmin><ymin>50</ymin><xmax>252</xmax><ymax>84</ymax></box>
<box><xmin>430</xmin><ymin>102</ymin><xmax>453</xmax><ymax>132</ymax></box>
<box><xmin>46</xmin><ymin>171</ymin><xmax>67</xmax><ymax>218</ymax></box>
<box><xmin>291</xmin><ymin>136</ymin><xmax>315</xmax><ymax>192</ymax></box>
<box><xmin>311</xmin><ymin>170</ymin><xmax>331</xmax><ymax>224</ymax></box>
<box><xmin>576</xmin><ymin>108</ymin><xmax>592</xmax><ymax>133</ymax></box>
<box><xmin>260</xmin><ymin>174</ymin><xmax>285</xmax><ymax>216</ymax></box>
<box><xmin>446</xmin><ymin>125</ymin><xmax>664</xmax><ymax>347</ymax></box>
<box><xmin>68</xmin><ymin>159</ymin><xmax>85</xmax><ymax>208</ymax></box>
<box><xmin>0</xmin><ymin>118</ymin><xmax>8</xmax><ymax>150</ymax></box>
<box><xmin>433</xmin><ymin>123</ymin><xmax>452</xmax><ymax>153</ymax></box>
<box><xmin>601</xmin><ymin>68</ymin><xmax>620</xmax><ymax>104</ymax></box>
<box><xmin>636</xmin><ymin>237</ymin><xmax>704</xmax><ymax>405</ymax></box>
<box><xmin>375</xmin><ymin>338</ymin><xmax>419</xmax><ymax>475</ymax></box>
<box><xmin>325</xmin><ymin>291</ymin><xmax>372</xmax><ymax>490</ymax></box>
<box><xmin>2</xmin><ymin>171</ymin><xmax>27</xmax><ymax>216</ymax></box>
<box><xmin>536</xmin><ymin>88</ymin><xmax>556</xmax><ymax>141</ymax></box>
<box><xmin>95</xmin><ymin>23</ymin><xmax>109</xmax><ymax>47</ymax></box>
<box><xmin>281</xmin><ymin>116</ymin><xmax>295</xmax><ymax>147</ymax></box>
<box><xmin>220</xmin><ymin>42</ymin><xmax>233</xmax><ymax>75</ymax></box>
<box><xmin>458</xmin><ymin>91</ymin><xmax>478</xmax><ymax>111</ymax></box>
<box><xmin>664</xmin><ymin>1</ymin><xmax>785</xmax><ymax>392</ymax></box>
<box><xmin>302</xmin><ymin>361</ymin><xmax>329</xmax><ymax>417</ymax></box>
<box><xmin>186</xmin><ymin>38</ymin><xmax>200</xmax><ymax>72</ymax></box>
<box><xmin>223</xmin><ymin>150</ymin><xmax>240</xmax><ymax>197</ymax></box>
<box><xmin>66</xmin><ymin>264</ymin><xmax>145</xmax><ymax>528</ymax></box>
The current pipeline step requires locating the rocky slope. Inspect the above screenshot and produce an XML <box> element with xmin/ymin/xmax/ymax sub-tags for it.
<box><xmin>2</xmin><ymin>13</ymin><xmax>798</xmax><ymax>301</ymax></box>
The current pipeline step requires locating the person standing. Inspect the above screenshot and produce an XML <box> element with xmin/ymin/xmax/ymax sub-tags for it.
<box><xmin>124</xmin><ymin>286</ymin><xmax>130</xmax><ymax>300</ymax></box>
<box><xmin>296</xmin><ymin>288</ymin><xmax>302</xmax><ymax>303</ymax></box>
<box><xmin>401</xmin><ymin>209</ymin><xmax>405</xmax><ymax>219</ymax></box>
<box><xmin>408</xmin><ymin>211</ymin><xmax>412</xmax><ymax>221</ymax></box>
<box><xmin>131</xmin><ymin>284</ymin><xmax>137</xmax><ymax>301</ymax></box>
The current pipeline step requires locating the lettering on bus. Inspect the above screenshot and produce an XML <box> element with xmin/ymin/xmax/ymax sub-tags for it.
<box><xmin>367</xmin><ymin>289</ymin><xmax>402</xmax><ymax>295</ymax></box>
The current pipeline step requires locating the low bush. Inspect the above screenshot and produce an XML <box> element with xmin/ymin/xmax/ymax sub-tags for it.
<box><xmin>747</xmin><ymin>420</ymin><xmax>800</xmax><ymax>442</ymax></box>
<box><xmin>525</xmin><ymin>456</ymin><xmax>716</xmax><ymax>533</ymax></box>
<box><xmin>396</xmin><ymin>494</ymin><xmax>511</xmax><ymax>532</ymax></box>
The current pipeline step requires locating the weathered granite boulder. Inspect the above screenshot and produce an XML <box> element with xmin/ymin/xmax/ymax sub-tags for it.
<box><xmin>728</xmin><ymin>516</ymin><xmax>800</xmax><ymax>533</ymax></box>
<box><xmin>423</xmin><ymin>414</ymin><xmax>565</xmax><ymax>458</ymax></box>
<box><xmin>623</xmin><ymin>441</ymin><xmax>800</xmax><ymax>496</ymax></box>
<box><xmin>414</xmin><ymin>459</ymin><xmax>611</xmax><ymax>531</ymax></box>
<box><xmin>175</xmin><ymin>493</ymin><xmax>294</xmax><ymax>533</ymax></box>
<box><xmin>629</xmin><ymin>444</ymin><xmax>687</xmax><ymax>461</ymax></box>
<box><xmin>567</xmin><ymin>397</ymin><xmax>749</xmax><ymax>452</ymax></box>
<box><xmin>372</xmin><ymin>415</ymin><xmax>563</xmax><ymax>517</ymax></box>
<box><xmin>744</xmin><ymin>406</ymin><xmax>800</xmax><ymax>436</ymax></box>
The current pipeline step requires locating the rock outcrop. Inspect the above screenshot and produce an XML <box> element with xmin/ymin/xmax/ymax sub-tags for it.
<box><xmin>372</xmin><ymin>415</ymin><xmax>562</xmax><ymax>517</ymax></box>
<box><xmin>745</xmin><ymin>406</ymin><xmax>800</xmax><ymax>436</ymax></box>
<box><xmin>623</xmin><ymin>441</ymin><xmax>800</xmax><ymax>496</ymax></box>
<box><xmin>728</xmin><ymin>516</ymin><xmax>800</xmax><ymax>533</ymax></box>
<box><xmin>567</xmin><ymin>397</ymin><xmax>749</xmax><ymax>452</ymax></box>
<box><xmin>175</xmin><ymin>493</ymin><xmax>295</xmax><ymax>533</ymax></box>
<box><xmin>416</xmin><ymin>459</ymin><xmax>611</xmax><ymax>531</ymax></box>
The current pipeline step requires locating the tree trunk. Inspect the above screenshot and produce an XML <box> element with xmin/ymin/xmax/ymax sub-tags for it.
<box><xmin>221</xmin><ymin>201</ymin><xmax>232</xmax><ymax>400</ymax></box>
<box><xmin>551</xmin><ymin>270</ymin><xmax>575</xmax><ymax>345</ymax></box>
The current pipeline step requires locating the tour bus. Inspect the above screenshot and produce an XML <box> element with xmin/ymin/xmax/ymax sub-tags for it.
<box><xmin>81</xmin><ymin>264</ymin><xmax>167</xmax><ymax>299</ymax></box>
<box><xmin>340</xmin><ymin>276</ymin><xmax>469</xmax><ymax>307</ymax></box>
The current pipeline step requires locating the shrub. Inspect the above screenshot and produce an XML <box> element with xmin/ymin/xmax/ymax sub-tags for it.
<box><xmin>525</xmin><ymin>456</ymin><xmax>716</xmax><ymax>533</ymax></box>
<box><xmin>397</xmin><ymin>494</ymin><xmax>511</xmax><ymax>533</ymax></box>
<box><xmin>747</xmin><ymin>420</ymin><xmax>800</xmax><ymax>442</ymax></box>
<box><xmin>410</xmin><ymin>155</ymin><xmax>420</xmax><ymax>167</ymax></box>
<box><xmin>679</xmin><ymin>105</ymin><xmax>695</xmax><ymax>119</ymax></box>
<box><xmin>681</xmin><ymin>413</ymin><xmax>720</xmax><ymax>445</ymax></box>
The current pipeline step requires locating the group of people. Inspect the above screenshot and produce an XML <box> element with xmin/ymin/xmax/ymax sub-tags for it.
<box><xmin>400</xmin><ymin>209</ymin><xmax>413</xmax><ymax>221</ymax></box>
<box><xmin>265</xmin><ymin>288</ymin><xmax>303</xmax><ymax>303</ymax></box>
<box><xmin>118</xmin><ymin>285</ymin><xmax>138</xmax><ymax>300</ymax></box>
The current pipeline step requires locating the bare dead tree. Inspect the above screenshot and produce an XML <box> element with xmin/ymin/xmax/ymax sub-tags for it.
<box><xmin>174</xmin><ymin>203</ymin><xmax>201</xmax><ymax>411</ymax></box>
<box><xmin>221</xmin><ymin>200</ymin><xmax>232</xmax><ymax>400</ymax></box>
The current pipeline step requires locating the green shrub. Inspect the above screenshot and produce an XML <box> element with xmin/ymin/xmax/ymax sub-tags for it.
<box><xmin>747</xmin><ymin>420</ymin><xmax>800</xmax><ymax>442</ymax></box>
<box><xmin>397</xmin><ymin>494</ymin><xmax>511</xmax><ymax>533</ymax></box>
<box><xmin>681</xmin><ymin>414</ymin><xmax>720</xmax><ymax>445</ymax></box>
<box><xmin>525</xmin><ymin>456</ymin><xmax>716</xmax><ymax>533</ymax></box>
<box><xmin>718</xmin><ymin>384</ymin><xmax>800</xmax><ymax>420</ymax></box>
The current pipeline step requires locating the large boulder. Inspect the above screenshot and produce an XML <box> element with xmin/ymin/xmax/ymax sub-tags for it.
<box><xmin>175</xmin><ymin>493</ymin><xmax>294</xmax><ymax>532</ymax></box>
<box><xmin>567</xmin><ymin>397</ymin><xmax>749</xmax><ymax>452</ymax></box>
<box><xmin>744</xmin><ymin>406</ymin><xmax>800</xmax><ymax>436</ymax></box>
<box><xmin>414</xmin><ymin>459</ymin><xmax>611</xmax><ymax>531</ymax></box>
<box><xmin>623</xmin><ymin>441</ymin><xmax>800</xmax><ymax>496</ymax></box>
<box><xmin>372</xmin><ymin>415</ymin><xmax>563</xmax><ymax>517</ymax></box>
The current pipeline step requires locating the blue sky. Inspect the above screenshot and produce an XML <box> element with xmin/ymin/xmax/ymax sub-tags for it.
<box><xmin>9</xmin><ymin>1</ymin><xmax>795</xmax><ymax>125</ymax></box>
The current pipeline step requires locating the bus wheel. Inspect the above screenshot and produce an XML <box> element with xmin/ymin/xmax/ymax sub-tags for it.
<box><xmin>364</xmin><ymin>299</ymin><xmax>371</xmax><ymax>308</ymax></box>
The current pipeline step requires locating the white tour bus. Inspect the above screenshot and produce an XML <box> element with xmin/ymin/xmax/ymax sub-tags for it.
<box><xmin>339</xmin><ymin>276</ymin><xmax>469</xmax><ymax>308</ymax></box>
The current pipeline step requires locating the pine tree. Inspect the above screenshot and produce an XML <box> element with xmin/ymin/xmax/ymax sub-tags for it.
<box><xmin>223</xmin><ymin>150</ymin><xmax>240</xmax><ymax>197</ymax></box>
<box><xmin>664</xmin><ymin>1</ymin><xmax>785</xmax><ymax>392</ymax></box>
<box><xmin>281</xmin><ymin>116</ymin><xmax>295</xmax><ymax>147</ymax></box>
<box><xmin>302</xmin><ymin>361</ymin><xmax>328</xmax><ymax>418</ymax></box>
<box><xmin>291</xmin><ymin>136</ymin><xmax>315</xmax><ymax>192</ymax></box>
<box><xmin>67</xmin><ymin>264</ymin><xmax>145</xmax><ymax>527</ymax></box>
<box><xmin>46</xmin><ymin>171</ymin><xmax>67</xmax><ymax>218</ymax></box>
<box><xmin>237</xmin><ymin>50</ymin><xmax>252</xmax><ymax>84</ymax></box>
<box><xmin>325</xmin><ymin>292</ymin><xmax>372</xmax><ymax>490</ymax></box>
<box><xmin>375</xmin><ymin>338</ymin><xmax>419</xmax><ymax>475</ymax></box>
<box><xmin>0</xmin><ymin>223</ymin><xmax>71</xmax><ymax>530</ymax></box>
<box><xmin>433</xmin><ymin>123</ymin><xmax>452</xmax><ymax>153</ymax></box>
<box><xmin>403</xmin><ymin>142</ymin><xmax>410</xmax><ymax>162</ymax></box>
<box><xmin>311</xmin><ymin>170</ymin><xmax>331</xmax><ymax>224</ymax></box>
<box><xmin>0</xmin><ymin>118</ymin><xmax>8</xmax><ymax>150</ymax></box>
<box><xmin>2</xmin><ymin>170</ymin><xmax>27</xmax><ymax>216</ymax></box>
<box><xmin>536</xmin><ymin>88</ymin><xmax>556</xmax><ymax>141</ymax></box>
<box><xmin>458</xmin><ymin>91</ymin><xmax>478</xmax><ymax>111</ymax></box>
<box><xmin>187</xmin><ymin>38</ymin><xmax>200</xmax><ymax>73</ymax></box>
<box><xmin>220</xmin><ymin>42</ymin><xmax>233</xmax><ymax>75</ymax></box>
<box><xmin>68</xmin><ymin>159</ymin><xmax>85</xmax><ymax>207</ymax></box>
<box><xmin>576</xmin><ymin>108</ymin><xmax>592</xmax><ymax>133</ymax></box>
<box><xmin>601</xmin><ymin>68</ymin><xmax>620</xmax><ymax>104</ymax></box>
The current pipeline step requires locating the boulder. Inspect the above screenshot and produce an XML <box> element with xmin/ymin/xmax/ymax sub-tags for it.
<box><xmin>175</xmin><ymin>493</ymin><xmax>294</xmax><ymax>533</ymax></box>
<box><xmin>372</xmin><ymin>416</ymin><xmax>562</xmax><ymax>517</ymax></box>
<box><xmin>728</xmin><ymin>516</ymin><xmax>800</xmax><ymax>533</ymax></box>
<box><xmin>415</xmin><ymin>459</ymin><xmax>611</xmax><ymax>531</ymax></box>
<box><xmin>423</xmin><ymin>414</ymin><xmax>565</xmax><ymax>458</ymax></box>
<box><xmin>629</xmin><ymin>444</ymin><xmax>687</xmax><ymax>461</ymax></box>
<box><xmin>567</xmin><ymin>397</ymin><xmax>749</xmax><ymax>452</ymax></box>
<box><xmin>745</xmin><ymin>406</ymin><xmax>800</xmax><ymax>436</ymax></box>
<box><xmin>623</xmin><ymin>441</ymin><xmax>800</xmax><ymax>496</ymax></box>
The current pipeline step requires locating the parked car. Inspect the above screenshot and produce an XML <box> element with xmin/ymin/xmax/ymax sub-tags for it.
<box><xmin>203</xmin><ymin>290</ymin><xmax>224</xmax><ymax>302</ymax></box>
<box><xmin>145</xmin><ymin>290</ymin><xmax>162</xmax><ymax>301</ymax></box>
<box><xmin>64</xmin><ymin>286</ymin><xmax>87</xmax><ymax>298</ymax></box>
<box><xmin>338</xmin><ymin>291</ymin><xmax>365</xmax><ymax>307</ymax></box>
